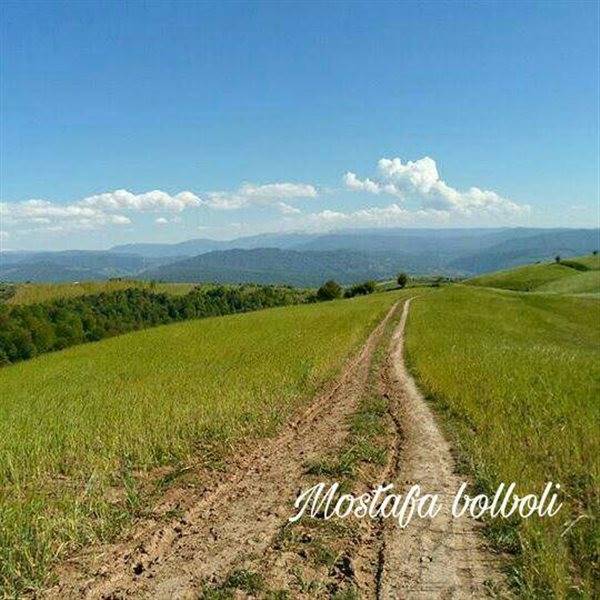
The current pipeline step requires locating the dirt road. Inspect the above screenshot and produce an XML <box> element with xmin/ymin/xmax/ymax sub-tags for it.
<box><xmin>48</xmin><ymin>299</ymin><xmax>503</xmax><ymax>599</ymax></box>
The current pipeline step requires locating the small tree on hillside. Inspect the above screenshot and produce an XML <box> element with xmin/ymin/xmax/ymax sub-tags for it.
<box><xmin>593</xmin><ymin>250</ymin><xmax>598</xmax><ymax>256</ymax></box>
<box><xmin>555</xmin><ymin>255</ymin><xmax>561</xmax><ymax>263</ymax></box>
<box><xmin>317</xmin><ymin>280</ymin><xmax>342</xmax><ymax>301</ymax></box>
<box><xmin>396</xmin><ymin>272</ymin><xmax>408</xmax><ymax>289</ymax></box>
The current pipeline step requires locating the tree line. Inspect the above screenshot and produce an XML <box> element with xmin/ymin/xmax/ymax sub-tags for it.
<box><xmin>0</xmin><ymin>274</ymin><xmax>410</xmax><ymax>366</ymax></box>
<box><xmin>0</xmin><ymin>285</ymin><xmax>309</xmax><ymax>365</ymax></box>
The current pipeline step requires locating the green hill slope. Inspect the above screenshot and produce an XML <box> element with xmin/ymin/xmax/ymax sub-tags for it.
<box><xmin>406</xmin><ymin>286</ymin><xmax>600</xmax><ymax>596</ymax></box>
<box><xmin>537</xmin><ymin>270</ymin><xmax>600</xmax><ymax>294</ymax></box>
<box><xmin>0</xmin><ymin>291</ymin><xmax>404</xmax><ymax>594</ymax></box>
<box><xmin>467</xmin><ymin>254</ymin><xmax>600</xmax><ymax>293</ymax></box>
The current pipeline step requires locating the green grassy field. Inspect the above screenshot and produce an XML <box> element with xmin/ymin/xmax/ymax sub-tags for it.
<box><xmin>467</xmin><ymin>254</ymin><xmax>600</xmax><ymax>293</ymax></box>
<box><xmin>405</xmin><ymin>286</ymin><xmax>600</xmax><ymax>597</ymax></box>
<box><xmin>6</xmin><ymin>280</ymin><xmax>198</xmax><ymax>304</ymax></box>
<box><xmin>0</xmin><ymin>291</ymin><xmax>402</xmax><ymax>595</ymax></box>
<box><xmin>536</xmin><ymin>270</ymin><xmax>600</xmax><ymax>295</ymax></box>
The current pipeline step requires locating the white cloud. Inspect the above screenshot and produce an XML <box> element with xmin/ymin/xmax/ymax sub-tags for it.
<box><xmin>300</xmin><ymin>204</ymin><xmax>451</xmax><ymax>231</ymax></box>
<box><xmin>344</xmin><ymin>156</ymin><xmax>530</xmax><ymax>217</ymax></box>
<box><xmin>1</xmin><ymin>188</ymin><xmax>201</xmax><ymax>235</ymax></box>
<box><xmin>155</xmin><ymin>217</ymin><xmax>169</xmax><ymax>225</ymax></box>
<box><xmin>277</xmin><ymin>202</ymin><xmax>302</xmax><ymax>215</ymax></box>
<box><xmin>1</xmin><ymin>199</ymin><xmax>132</xmax><ymax>233</ymax></box>
<box><xmin>78</xmin><ymin>189</ymin><xmax>202</xmax><ymax>212</ymax></box>
<box><xmin>203</xmin><ymin>182</ymin><xmax>317</xmax><ymax>210</ymax></box>
<box><xmin>343</xmin><ymin>172</ymin><xmax>403</xmax><ymax>198</ymax></box>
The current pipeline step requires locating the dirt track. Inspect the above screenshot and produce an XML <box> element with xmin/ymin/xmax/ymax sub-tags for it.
<box><xmin>48</xmin><ymin>299</ymin><xmax>503</xmax><ymax>599</ymax></box>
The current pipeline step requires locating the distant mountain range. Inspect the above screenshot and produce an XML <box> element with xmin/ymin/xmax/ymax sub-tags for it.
<box><xmin>1</xmin><ymin>228</ymin><xmax>598</xmax><ymax>285</ymax></box>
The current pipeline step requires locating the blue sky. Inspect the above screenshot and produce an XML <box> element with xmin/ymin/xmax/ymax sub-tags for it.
<box><xmin>1</xmin><ymin>0</ymin><xmax>598</xmax><ymax>250</ymax></box>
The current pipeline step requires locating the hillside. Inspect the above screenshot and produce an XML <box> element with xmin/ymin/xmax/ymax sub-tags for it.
<box><xmin>0</xmin><ymin>291</ymin><xmax>402</xmax><ymax>594</ymax></box>
<box><xmin>467</xmin><ymin>254</ymin><xmax>600</xmax><ymax>293</ymax></box>
<box><xmin>448</xmin><ymin>229</ymin><xmax>600</xmax><ymax>273</ymax></box>
<box><xmin>3</xmin><ymin>228</ymin><xmax>598</xmax><ymax>283</ymax></box>
<box><xmin>6</xmin><ymin>281</ymin><xmax>198</xmax><ymax>305</ymax></box>
<box><xmin>0</xmin><ymin>251</ymin><xmax>170</xmax><ymax>282</ymax></box>
<box><xmin>406</xmin><ymin>286</ymin><xmax>599</xmax><ymax>596</ymax></box>
<box><xmin>140</xmin><ymin>247</ymin><xmax>407</xmax><ymax>286</ymax></box>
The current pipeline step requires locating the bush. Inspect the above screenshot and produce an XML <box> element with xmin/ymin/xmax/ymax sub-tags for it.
<box><xmin>344</xmin><ymin>280</ymin><xmax>376</xmax><ymax>298</ymax></box>
<box><xmin>317</xmin><ymin>280</ymin><xmax>342</xmax><ymax>301</ymax></box>
<box><xmin>396</xmin><ymin>272</ymin><xmax>408</xmax><ymax>288</ymax></box>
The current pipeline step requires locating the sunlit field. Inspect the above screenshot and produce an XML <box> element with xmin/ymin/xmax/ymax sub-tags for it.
<box><xmin>0</xmin><ymin>291</ymin><xmax>402</xmax><ymax>594</ymax></box>
<box><xmin>405</xmin><ymin>286</ymin><xmax>600</xmax><ymax>597</ymax></box>
<box><xmin>467</xmin><ymin>254</ymin><xmax>599</xmax><ymax>293</ymax></box>
<box><xmin>6</xmin><ymin>280</ymin><xmax>198</xmax><ymax>304</ymax></box>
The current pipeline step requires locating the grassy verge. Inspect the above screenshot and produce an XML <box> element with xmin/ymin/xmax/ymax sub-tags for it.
<box><xmin>0</xmin><ymin>292</ymin><xmax>400</xmax><ymax>596</ymax></box>
<box><xmin>405</xmin><ymin>286</ymin><xmax>599</xmax><ymax>598</ymax></box>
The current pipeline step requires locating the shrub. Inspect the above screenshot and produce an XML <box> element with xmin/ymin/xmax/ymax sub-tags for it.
<box><xmin>317</xmin><ymin>280</ymin><xmax>342</xmax><ymax>301</ymax></box>
<box><xmin>396</xmin><ymin>272</ymin><xmax>408</xmax><ymax>288</ymax></box>
<box><xmin>344</xmin><ymin>280</ymin><xmax>377</xmax><ymax>298</ymax></box>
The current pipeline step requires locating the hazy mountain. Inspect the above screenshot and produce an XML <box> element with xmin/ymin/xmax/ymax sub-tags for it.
<box><xmin>449</xmin><ymin>230</ymin><xmax>600</xmax><ymax>273</ymax></box>
<box><xmin>140</xmin><ymin>248</ymin><xmax>410</xmax><ymax>286</ymax></box>
<box><xmin>0</xmin><ymin>251</ymin><xmax>170</xmax><ymax>282</ymax></box>
<box><xmin>110</xmin><ymin>239</ymin><xmax>225</xmax><ymax>257</ymax></box>
<box><xmin>2</xmin><ymin>228</ymin><xmax>598</xmax><ymax>283</ymax></box>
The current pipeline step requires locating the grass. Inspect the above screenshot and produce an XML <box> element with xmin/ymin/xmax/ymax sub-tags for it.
<box><xmin>6</xmin><ymin>280</ymin><xmax>198</xmax><ymax>304</ymax></box>
<box><xmin>537</xmin><ymin>270</ymin><xmax>600</xmax><ymax>295</ymax></box>
<box><xmin>467</xmin><ymin>254</ymin><xmax>600</xmax><ymax>293</ymax></box>
<box><xmin>0</xmin><ymin>291</ymin><xmax>400</xmax><ymax>595</ymax></box>
<box><xmin>405</xmin><ymin>286</ymin><xmax>600</xmax><ymax>598</ymax></box>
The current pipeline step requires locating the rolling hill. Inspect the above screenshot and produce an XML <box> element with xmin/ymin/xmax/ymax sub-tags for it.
<box><xmin>467</xmin><ymin>254</ymin><xmax>600</xmax><ymax>293</ymax></box>
<box><xmin>140</xmin><ymin>247</ymin><xmax>409</xmax><ymax>286</ymax></box>
<box><xmin>2</xmin><ymin>228</ymin><xmax>598</xmax><ymax>283</ymax></box>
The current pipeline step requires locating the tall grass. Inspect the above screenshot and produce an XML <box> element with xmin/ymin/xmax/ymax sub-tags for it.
<box><xmin>7</xmin><ymin>280</ymin><xmax>197</xmax><ymax>305</ymax></box>
<box><xmin>405</xmin><ymin>286</ymin><xmax>599</xmax><ymax>598</ymax></box>
<box><xmin>0</xmin><ymin>292</ymin><xmax>400</xmax><ymax>595</ymax></box>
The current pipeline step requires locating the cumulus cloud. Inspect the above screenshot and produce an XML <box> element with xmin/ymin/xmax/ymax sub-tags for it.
<box><xmin>1</xmin><ymin>188</ymin><xmax>204</xmax><ymax>235</ymax></box>
<box><xmin>155</xmin><ymin>217</ymin><xmax>169</xmax><ymax>225</ymax></box>
<box><xmin>78</xmin><ymin>189</ymin><xmax>202</xmax><ymax>212</ymax></box>
<box><xmin>344</xmin><ymin>156</ymin><xmax>529</xmax><ymax>217</ymax></box>
<box><xmin>203</xmin><ymin>182</ymin><xmax>317</xmax><ymax>210</ymax></box>
<box><xmin>299</xmin><ymin>204</ymin><xmax>451</xmax><ymax>231</ymax></box>
<box><xmin>0</xmin><ymin>199</ymin><xmax>132</xmax><ymax>233</ymax></box>
<box><xmin>276</xmin><ymin>202</ymin><xmax>302</xmax><ymax>215</ymax></box>
<box><xmin>343</xmin><ymin>172</ymin><xmax>403</xmax><ymax>198</ymax></box>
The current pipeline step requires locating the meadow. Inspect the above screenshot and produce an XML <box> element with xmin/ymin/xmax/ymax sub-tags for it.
<box><xmin>405</xmin><ymin>285</ymin><xmax>600</xmax><ymax>597</ymax></box>
<box><xmin>467</xmin><ymin>254</ymin><xmax>600</xmax><ymax>294</ymax></box>
<box><xmin>6</xmin><ymin>280</ymin><xmax>197</xmax><ymax>304</ymax></box>
<box><xmin>0</xmin><ymin>291</ymin><xmax>401</xmax><ymax>595</ymax></box>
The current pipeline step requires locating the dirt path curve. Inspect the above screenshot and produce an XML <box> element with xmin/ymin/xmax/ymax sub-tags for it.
<box><xmin>48</xmin><ymin>302</ymin><xmax>399</xmax><ymax>600</ymax></box>
<box><xmin>377</xmin><ymin>298</ymin><xmax>504</xmax><ymax>598</ymax></box>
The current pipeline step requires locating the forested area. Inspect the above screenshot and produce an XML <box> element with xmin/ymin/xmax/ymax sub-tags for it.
<box><xmin>0</xmin><ymin>285</ymin><xmax>310</xmax><ymax>365</ymax></box>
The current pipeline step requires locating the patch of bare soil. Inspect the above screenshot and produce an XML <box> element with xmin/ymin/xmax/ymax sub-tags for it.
<box><xmin>46</xmin><ymin>298</ymin><xmax>505</xmax><ymax>599</ymax></box>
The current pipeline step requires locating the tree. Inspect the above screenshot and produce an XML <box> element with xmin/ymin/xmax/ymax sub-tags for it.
<box><xmin>317</xmin><ymin>280</ymin><xmax>342</xmax><ymax>301</ymax></box>
<box><xmin>593</xmin><ymin>250</ymin><xmax>598</xmax><ymax>256</ymax></box>
<box><xmin>396</xmin><ymin>272</ymin><xmax>408</xmax><ymax>288</ymax></box>
<box><xmin>555</xmin><ymin>255</ymin><xmax>561</xmax><ymax>263</ymax></box>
